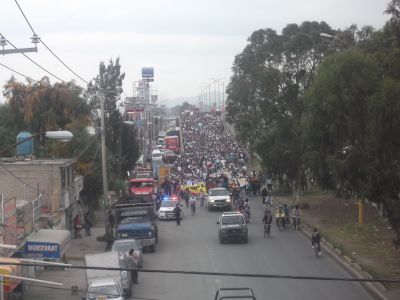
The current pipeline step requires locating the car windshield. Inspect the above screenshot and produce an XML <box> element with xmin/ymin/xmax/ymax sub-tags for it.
<box><xmin>112</xmin><ymin>241</ymin><xmax>140</xmax><ymax>252</ymax></box>
<box><xmin>88</xmin><ymin>285</ymin><xmax>120</xmax><ymax>299</ymax></box>
<box><xmin>161</xmin><ymin>200</ymin><xmax>177</xmax><ymax>207</ymax></box>
<box><xmin>221</xmin><ymin>216</ymin><xmax>244</xmax><ymax>225</ymax></box>
<box><xmin>120</xmin><ymin>215</ymin><xmax>149</xmax><ymax>223</ymax></box>
<box><xmin>209</xmin><ymin>189</ymin><xmax>229</xmax><ymax>196</ymax></box>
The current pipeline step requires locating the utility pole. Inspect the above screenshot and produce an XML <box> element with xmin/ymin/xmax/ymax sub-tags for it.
<box><xmin>208</xmin><ymin>84</ymin><xmax>211</xmax><ymax>112</ymax></box>
<box><xmin>100</xmin><ymin>91</ymin><xmax>109</xmax><ymax>235</ymax></box>
<box><xmin>0</xmin><ymin>34</ymin><xmax>40</xmax><ymax>55</ymax></box>
<box><xmin>222</xmin><ymin>81</ymin><xmax>225</xmax><ymax>111</ymax></box>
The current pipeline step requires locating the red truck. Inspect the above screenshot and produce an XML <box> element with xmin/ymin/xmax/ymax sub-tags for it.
<box><xmin>164</xmin><ymin>135</ymin><xmax>180</xmax><ymax>153</ymax></box>
<box><xmin>127</xmin><ymin>178</ymin><xmax>157</xmax><ymax>207</ymax></box>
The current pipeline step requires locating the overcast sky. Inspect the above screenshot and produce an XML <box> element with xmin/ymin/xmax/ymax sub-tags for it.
<box><xmin>0</xmin><ymin>0</ymin><xmax>390</xmax><ymax>104</ymax></box>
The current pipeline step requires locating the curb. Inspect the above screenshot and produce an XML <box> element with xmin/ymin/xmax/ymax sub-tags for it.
<box><xmin>275</xmin><ymin>198</ymin><xmax>389</xmax><ymax>300</ymax></box>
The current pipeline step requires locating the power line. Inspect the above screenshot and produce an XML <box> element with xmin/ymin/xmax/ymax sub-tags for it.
<box><xmin>0</xmin><ymin>34</ymin><xmax>66</xmax><ymax>83</ymax></box>
<box><xmin>13</xmin><ymin>0</ymin><xmax>88</xmax><ymax>85</ymax></box>
<box><xmin>0</xmin><ymin>62</ymin><xmax>36</xmax><ymax>82</ymax></box>
<box><xmin>1</xmin><ymin>262</ymin><xmax>399</xmax><ymax>284</ymax></box>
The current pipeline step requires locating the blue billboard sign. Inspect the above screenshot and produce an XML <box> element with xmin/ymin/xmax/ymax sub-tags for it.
<box><xmin>142</xmin><ymin>67</ymin><xmax>154</xmax><ymax>79</ymax></box>
<box><xmin>24</xmin><ymin>241</ymin><xmax>61</xmax><ymax>259</ymax></box>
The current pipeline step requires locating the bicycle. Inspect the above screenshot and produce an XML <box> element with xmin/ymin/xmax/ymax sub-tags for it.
<box><xmin>292</xmin><ymin>216</ymin><xmax>300</xmax><ymax>230</ymax></box>
<box><xmin>313</xmin><ymin>242</ymin><xmax>322</xmax><ymax>258</ymax></box>
<box><xmin>263</xmin><ymin>223</ymin><xmax>271</xmax><ymax>238</ymax></box>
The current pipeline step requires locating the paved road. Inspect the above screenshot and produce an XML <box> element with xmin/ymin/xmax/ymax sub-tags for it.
<box><xmin>133</xmin><ymin>196</ymin><xmax>374</xmax><ymax>300</ymax></box>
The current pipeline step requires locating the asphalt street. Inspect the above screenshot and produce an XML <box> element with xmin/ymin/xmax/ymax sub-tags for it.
<box><xmin>133</xmin><ymin>196</ymin><xmax>375</xmax><ymax>300</ymax></box>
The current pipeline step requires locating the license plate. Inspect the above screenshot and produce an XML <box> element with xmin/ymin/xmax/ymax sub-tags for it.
<box><xmin>121</xmin><ymin>233</ymin><xmax>128</xmax><ymax>238</ymax></box>
<box><xmin>96</xmin><ymin>296</ymin><xmax>106</xmax><ymax>300</ymax></box>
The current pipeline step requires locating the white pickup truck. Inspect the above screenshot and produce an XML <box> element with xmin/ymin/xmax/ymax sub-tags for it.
<box><xmin>84</xmin><ymin>252</ymin><xmax>132</xmax><ymax>299</ymax></box>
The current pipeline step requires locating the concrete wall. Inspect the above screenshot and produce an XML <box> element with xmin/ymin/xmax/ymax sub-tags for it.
<box><xmin>0</xmin><ymin>162</ymin><xmax>74</xmax><ymax>214</ymax></box>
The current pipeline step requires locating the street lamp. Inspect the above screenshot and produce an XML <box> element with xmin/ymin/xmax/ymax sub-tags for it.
<box><xmin>320</xmin><ymin>32</ymin><xmax>349</xmax><ymax>46</ymax></box>
<box><xmin>0</xmin><ymin>130</ymin><xmax>74</xmax><ymax>156</ymax></box>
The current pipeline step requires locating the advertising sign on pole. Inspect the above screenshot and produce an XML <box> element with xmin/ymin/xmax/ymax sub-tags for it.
<box><xmin>142</xmin><ymin>67</ymin><xmax>154</xmax><ymax>79</ymax></box>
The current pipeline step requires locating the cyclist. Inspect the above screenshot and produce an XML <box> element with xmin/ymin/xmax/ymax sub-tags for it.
<box><xmin>262</xmin><ymin>210</ymin><xmax>273</xmax><ymax>237</ymax></box>
<box><xmin>283</xmin><ymin>204</ymin><xmax>290</xmax><ymax>228</ymax></box>
<box><xmin>311</xmin><ymin>228</ymin><xmax>322</xmax><ymax>255</ymax></box>
<box><xmin>292</xmin><ymin>205</ymin><xmax>302</xmax><ymax>230</ymax></box>
<box><xmin>275</xmin><ymin>207</ymin><xmax>285</xmax><ymax>230</ymax></box>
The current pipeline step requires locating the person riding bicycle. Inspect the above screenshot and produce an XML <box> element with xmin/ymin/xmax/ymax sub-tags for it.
<box><xmin>283</xmin><ymin>204</ymin><xmax>290</xmax><ymax>226</ymax></box>
<box><xmin>275</xmin><ymin>207</ymin><xmax>286</xmax><ymax>228</ymax></box>
<box><xmin>262</xmin><ymin>210</ymin><xmax>273</xmax><ymax>225</ymax></box>
<box><xmin>311</xmin><ymin>228</ymin><xmax>322</xmax><ymax>254</ymax></box>
<box><xmin>292</xmin><ymin>205</ymin><xmax>302</xmax><ymax>229</ymax></box>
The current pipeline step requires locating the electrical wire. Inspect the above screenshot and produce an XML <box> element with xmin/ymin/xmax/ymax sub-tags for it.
<box><xmin>13</xmin><ymin>0</ymin><xmax>90</xmax><ymax>85</ymax></box>
<box><xmin>0</xmin><ymin>62</ymin><xmax>37</xmax><ymax>82</ymax></box>
<box><xmin>0</xmin><ymin>35</ymin><xmax>66</xmax><ymax>83</ymax></box>
<box><xmin>13</xmin><ymin>0</ymin><xmax>36</xmax><ymax>36</ymax></box>
<box><xmin>1</xmin><ymin>262</ymin><xmax>399</xmax><ymax>284</ymax></box>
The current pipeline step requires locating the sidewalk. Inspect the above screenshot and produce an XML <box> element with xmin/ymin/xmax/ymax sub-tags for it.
<box><xmin>23</xmin><ymin>227</ymin><xmax>107</xmax><ymax>300</ymax></box>
<box><xmin>274</xmin><ymin>193</ymin><xmax>400</xmax><ymax>300</ymax></box>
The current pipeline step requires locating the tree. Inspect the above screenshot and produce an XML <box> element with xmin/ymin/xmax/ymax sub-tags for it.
<box><xmin>227</xmin><ymin>21</ymin><xmax>336</xmax><ymax>202</ymax></box>
<box><xmin>86</xmin><ymin>58</ymin><xmax>139</xmax><ymax>194</ymax></box>
<box><xmin>303</xmin><ymin>3</ymin><xmax>400</xmax><ymax>245</ymax></box>
<box><xmin>303</xmin><ymin>49</ymin><xmax>380</xmax><ymax>197</ymax></box>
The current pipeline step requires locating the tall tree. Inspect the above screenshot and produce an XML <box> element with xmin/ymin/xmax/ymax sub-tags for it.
<box><xmin>227</xmin><ymin>21</ymin><xmax>336</xmax><ymax>202</ymax></box>
<box><xmin>86</xmin><ymin>58</ymin><xmax>139</xmax><ymax>193</ymax></box>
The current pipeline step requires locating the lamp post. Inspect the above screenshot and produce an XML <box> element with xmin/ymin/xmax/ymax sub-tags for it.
<box><xmin>320</xmin><ymin>32</ymin><xmax>349</xmax><ymax>46</ymax></box>
<box><xmin>0</xmin><ymin>130</ymin><xmax>73</xmax><ymax>156</ymax></box>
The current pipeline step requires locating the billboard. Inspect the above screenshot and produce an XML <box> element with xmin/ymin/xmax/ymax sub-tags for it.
<box><xmin>142</xmin><ymin>67</ymin><xmax>154</xmax><ymax>80</ymax></box>
<box><xmin>25</xmin><ymin>241</ymin><xmax>61</xmax><ymax>259</ymax></box>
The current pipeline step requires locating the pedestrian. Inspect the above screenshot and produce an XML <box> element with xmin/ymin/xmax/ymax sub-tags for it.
<box><xmin>73</xmin><ymin>213</ymin><xmax>82</xmax><ymax>239</ymax></box>
<box><xmin>84</xmin><ymin>211</ymin><xmax>92</xmax><ymax>236</ymax></box>
<box><xmin>173</xmin><ymin>203</ymin><xmax>183</xmax><ymax>226</ymax></box>
<box><xmin>108</xmin><ymin>210</ymin><xmax>115</xmax><ymax>236</ymax></box>
<box><xmin>128</xmin><ymin>249</ymin><xmax>139</xmax><ymax>284</ymax></box>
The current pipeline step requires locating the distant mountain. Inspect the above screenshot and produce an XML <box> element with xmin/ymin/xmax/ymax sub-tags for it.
<box><xmin>159</xmin><ymin>91</ymin><xmax>226</xmax><ymax>108</ymax></box>
<box><xmin>158</xmin><ymin>96</ymin><xmax>198</xmax><ymax>108</ymax></box>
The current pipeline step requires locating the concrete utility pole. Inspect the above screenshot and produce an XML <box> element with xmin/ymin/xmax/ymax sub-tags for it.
<box><xmin>0</xmin><ymin>34</ymin><xmax>39</xmax><ymax>55</ymax></box>
<box><xmin>99</xmin><ymin>91</ymin><xmax>109</xmax><ymax>235</ymax></box>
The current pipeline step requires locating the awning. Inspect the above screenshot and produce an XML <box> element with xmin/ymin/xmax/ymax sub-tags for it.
<box><xmin>24</xmin><ymin>229</ymin><xmax>70</xmax><ymax>259</ymax></box>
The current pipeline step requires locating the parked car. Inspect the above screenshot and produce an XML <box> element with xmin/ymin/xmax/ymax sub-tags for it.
<box><xmin>85</xmin><ymin>278</ymin><xmax>125</xmax><ymax>300</ymax></box>
<box><xmin>111</xmin><ymin>238</ymin><xmax>143</xmax><ymax>268</ymax></box>
<box><xmin>116</xmin><ymin>216</ymin><xmax>157</xmax><ymax>252</ymax></box>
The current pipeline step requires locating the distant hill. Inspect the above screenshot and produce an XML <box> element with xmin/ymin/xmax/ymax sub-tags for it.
<box><xmin>158</xmin><ymin>96</ymin><xmax>197</xmax><ymax>108</ymax></box>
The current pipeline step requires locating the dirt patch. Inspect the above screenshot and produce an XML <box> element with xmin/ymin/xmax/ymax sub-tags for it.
<box><xmin>277</xmin><ymin>190</ymin><xmax>400</xmax><ymax>298</ymax></box>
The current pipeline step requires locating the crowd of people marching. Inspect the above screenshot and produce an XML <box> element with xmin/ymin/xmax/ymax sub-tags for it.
<box><xmin>158</xmin><ymin>111</ymin><xmax>321</xmax><ymax>254</ymax></box>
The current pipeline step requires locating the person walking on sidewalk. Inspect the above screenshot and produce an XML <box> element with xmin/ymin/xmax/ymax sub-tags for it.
<box><xmin>84</xmin><ymin>212</ymin><xmax>92</xmax><ymax>236</ymax></box>
<box><xmin>108</xmin><ymin>210</ymin><xmax>115</xmax><ymax>236</ymax></box>
<box><xmin>128</xmin><ymin>249</ymin><xmax>139</xmax><ymax>284</ymax></box>
<box><xmin>73</xmin><ymin>214</ymin><xmax>82</xmax><ymax>239</ymax></box>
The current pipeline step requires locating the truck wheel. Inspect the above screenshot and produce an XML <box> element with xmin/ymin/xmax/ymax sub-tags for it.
<box><xmin>219</xmin><ymin>238</ymin><xmax>224</xmax><ymax>244</ymax></box>
<box><xmin>149</xmin><ymin>245</ymin><xmax>156</xmax><ymax>253</ymax></box>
